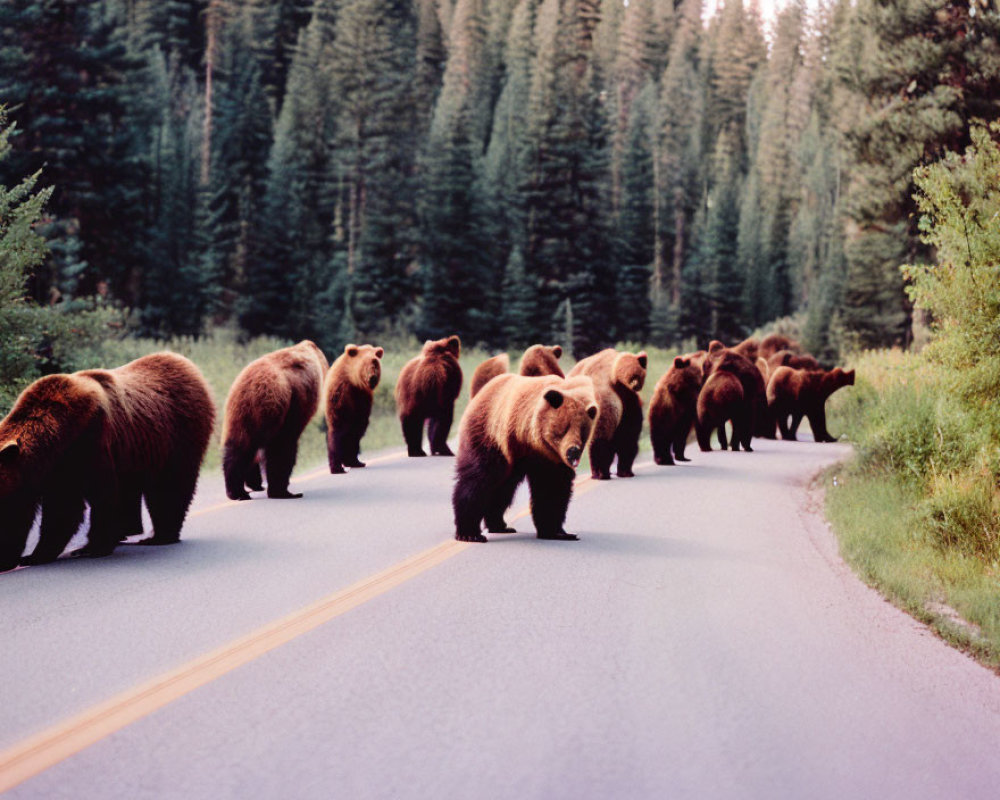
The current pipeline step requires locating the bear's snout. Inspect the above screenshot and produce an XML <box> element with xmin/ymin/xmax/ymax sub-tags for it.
<box><xmin>566</xmin><ymin>445</ymin><xmax>582</xmax><ymax>467</ymax></box>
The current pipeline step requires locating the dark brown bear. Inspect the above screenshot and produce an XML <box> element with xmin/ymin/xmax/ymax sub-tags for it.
<box><xmin>324</xmin><ymin>344</ymin><xmax>383</xmax><ymax>473</ymax></box>
<box><xmin>568</xmin><ymin>348</ymin><xmax>647</xmax><ymax>479</ymax></box>
<box><xmin>519</xmin><ymin>344</ymin><xmax>564</xmax><ymax>378</ymax></box>
<box><xmin>221</xmin><ymin>340</ymin><xmax>329</xmax><ymax>500</ymax></box>
<box><xmin>453</xmin><ymin>374</ymin><xmax>598</xmax><ymax>542</ymax></box>
<box><xmin>766</xmin><ymin>366</ymin><xmax>855</xmax><ymax>442</ymax></box>
<box><xmin>470</xmin><ymin>354</ymin><xmax>509</xmax><ymax>398</ymax></box>
<box><xmin>696</xmin><ymin>370</ymin><xmax>746</xmax><ymax>451</ymax></box>
<box><xmin>649</xmin><ymin>355</ymin><xmax>703</xmax><ymax>465</ymax></box>
<box><xmin>395</xmin><ymin>335</ymin><xmax>463</xmax><ymax>457</ymax></box>
<box><xmin>0</xmin><ymin>353</ymin><xmax>215</xmax><ymax>571</ymax></box>
<box><xmin>767</xmin><ymin>349</ymin><xmax>820</xmax><ymax>372</ymax></box>
<box><xmin>703</xmin><ymin>341</ymin><xmax>765</xmax><ymax>451</ymax></box>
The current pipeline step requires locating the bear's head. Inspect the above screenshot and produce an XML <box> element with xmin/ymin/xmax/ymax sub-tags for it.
<box><xmin>612</xmin><ymin>351</ymin><xmax>647</xmax><ymax>393</ymax></box>
<box><xmin>829</xmin><ymin>367</ymin><xmax>855</xmax><ymax>389</ymax></box>
<box><xmin>535</xmin><ymin>377</ymin><xmax>598</xmax><ymax>469</ymax></box>
<box><xmin>520</xmin><ymin>344</ymin><xmax>565</xmax><ymax>378</ymax></box>
<box><xmin>422</xmin><ymin>335</ymin><xmax>461</xmax><ymax>360</ymax></box>
<box><xmin>344</xmin><ymin>344</ymin><xmax>383</xmax><ymax>390</ymax></box>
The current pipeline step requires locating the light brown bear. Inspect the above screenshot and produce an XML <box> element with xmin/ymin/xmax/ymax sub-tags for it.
<box><xmin>453</xmin><ymin>374</ymin><xmax>598</xmax><ymax>542</ymax></box>
<box><xmin>0</xmin><ymin>353</ymin><xmax>214</xmax><ymax>571</ymax></box>
<box><xmin>519</xmin><ymin>344</ymin><xmax>564</xmax><ymax>378</ymax></box>
<box><xmin>696</xmin><ymin>370</ymin><xmax>746</xmax><ymax>451</ymax></box>
<box><xmin>767</xmin><ymin>366</ymin><xmax>855</xmax><ymax>442</ymax></box>
<box><xmin>469</xmin><ymin>344</ymin><xmax>564</xmax><ymax>398</ymax></box>
<box><xmin>222</xmin><ymin>340</ymin><xmax>328</xmax><ymax>500</ymax></box>
<box><xmin>649</xmin><ymin>355</ymin><xmax>703</xmax><ymax>465</ymax></box>
<box><xmin>703</xmin><ymin>341</ymin><xmax>765</xmax><ymax>451</ymax></box>
<box><xmin>470</xmin><ymin>354</ymin><xmax>509</xmax><ymax>398</ymax></box>
<box><xmin>324</xmin><ymin>344</ymin><xmax>383</xmax><ymax>473</ymax></box>
<box><xmin>395</xmin><ymin>335</ymin><xmax>463</xmax><ymax>457</ymax></box>
<box><xmin>568</xmin><ymin>348</ymin><xmax>647</xmax><ymax>479</ymax></box>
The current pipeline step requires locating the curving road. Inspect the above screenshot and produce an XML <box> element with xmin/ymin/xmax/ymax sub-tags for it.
<box><xmin>2</xmin><ymin>437</ymin><xmax>1000</xmax><ymax>798</ymax></box>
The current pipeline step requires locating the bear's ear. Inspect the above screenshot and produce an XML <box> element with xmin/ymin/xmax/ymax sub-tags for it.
<box><xmin>446</xmin><ymin>336</ymin><xmax>461</xmax><ymax>357</ymax></box>
<box><xmin>708</xmin><ymin>340</ymin><xmax>725</xmax><ymax>353</ymax></box>
<box><xmin>673</xmin><ymin>356</ymin><xmax>689</xmax><ymax>369</ymax></box>
<box><xmin>543</xmin><ymin>389</ymin><xmax>564</xmax><ymax>409</ymax></box>
<box><xmin>374</xmin><ymin>347</ymin><xmax>384</xmax><ymax>359</ymax></box>
<box><xmin>637</xmin><ymin>351</ymin><xmax>648</xmax><ymax>369</ymax></box>
<box><xmin>552</xmin><ymin>345</ymin><xmax>562</xmax><ymax>359</ymax></box>
<box><xmin>586</xmin><ymin>405</ymin><xmax>598</xmax><ymax>419</ymax></box>
<box><xmin>0</xmin><ymin>439</ymin><xmax>19</xmax><ymax>464</ymax></box>
<box><xmin>345</xmin><ymin>345</ymin><xmax>359</xmax><ymax>357</ymax></box>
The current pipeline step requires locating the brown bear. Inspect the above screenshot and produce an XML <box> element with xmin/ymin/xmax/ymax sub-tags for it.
<box><xmin>470</xmin><ymin>354</ymin><xmax>509</xmax><ymax>398</ymax></box>
<box><xmin>696</xmin><ymin>370</ymin><xmax>747</xmax><ymax>451</ymax></box>
<box><xmin>766</xmin><ymin>366</ymin><xmax>855</xmax><ymax>442</ymax></box>
<box><xmin>395</xmin><ymin>335</ymin><xmax>463</xmax><ymax>457</ymax></box>
<box><xmin>648</xmin><ymin>355</ymin><xmax>703</xmax><ymax>465</ymax></box>
<box><xmin>0</xmin><ymin>353</ymin><xmax>215</xmax><ymax>571</ymax></box>
<box><xmin>733</xmin><ymin>337</ymin><xmax>760</xmax><ymax>362</ymax></box>
<box><xmin>568</xmin><ymin>348</ymin><xmax>647</xmax><ymax>479</ymax></box>
<box><xmin>324</xmin><ymin>344</ymin><xmax>383</xmax><ymax>474</ymax></box>
<box><xmin>221</xmin><ymin>340</ymin><xmax>329</xmax><ymax>501</ymax></box>
<box><xmin>754</xmin><ymin>356</ymin><xmax>778</xmax><ymax>439</ymax></box>
<box><xmin>453</xmin><ymin>373</ymin><xmax>598</xmax><ymax>542</ymax></box>
<box><xmin>767</xmin><ymin>349</ymin><xmax>820</xmax><ymax>372</ymax></box>
<box><xmin>519</xmin><ymin>344</ymin><xmax>564</xmax><ymax>378</ymax></box>
<box><xmin>703</xmin><ymin>341</ymin><xmax>765</xmax><ymax>451</ymax></box>
<box><xmin>758</xmin><ymin>333</ymin><xmax>799</xmax><ymax>361</ymax></box>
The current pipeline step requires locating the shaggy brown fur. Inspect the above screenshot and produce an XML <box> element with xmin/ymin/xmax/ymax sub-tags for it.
<box><xmin>767</xmin><ymin>349</ymin><xmax>820</xmax><ymax>372</ymax></box>
<box><xmin>733</xmin><ymin>337</ymin><xmax>760</xmax><ymax>362</ymax></box>
<box><xmin>703</xmin><ymin>341</ymin><xmax>765</xmax><ymax>451</ymax></box>
<box><xmin>758</xmin><ymin>334</ymin><xmax>799</xmax><ymax>361</ymax></box>
<box><xmin>222</xmin><ymin>340</ymin><xmax>328</xmax><ymax>500</ymax></box>
<box><xmin>696</xmin><ymin>370</ymin><xmax>746</xmax><ymax>451</ymax></box>
<box><xmin>324</xmin><ymin>344</ymin><xmax>383</xmax><ymax>473</ymax></box>
<box><xmin>470</xmin><ymin>354</ymin><xmax>510</xmax><ymax>398</ymax></box>
<box><xmin>519</xmin><ymin>344</ymin><xmax>564</xmax><ymax>378</ymax></box>
<box><xmin>0</xmin><ymin>353</ymin><xmax>214</xmax><ymax>571</ymax></box>
<box><xmin>766</xmin><ymin>366</ymin><xmax>855</xmax><ymax>442</ymax></box>
<box><xmin>453</xmin><ymin>374</ymin><xmax>597</xmax><ymax>542</ymax></box>
<box><xmin>395</xmin><ymin>335</ymin><xmax>463</xmax><ymax>457</ymax></box>
<box><xmin>649</xmin><ymin>355</ymin><xmax>703</xmax><ymax>465</ymax></box>
<box><xmin>568</xmin><ymin>348</ymin><xmax>647</xmax><ymax>479</ymax></box>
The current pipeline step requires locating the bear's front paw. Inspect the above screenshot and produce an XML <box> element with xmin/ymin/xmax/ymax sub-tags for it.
<box><xmin>330</xmin><ymin>465</ymin><xmax>347</xmax><ymax>474</ymax></box>
<box><xmin>653</xmin><ymin>454</ymin><xmax>675</xmax><ymax>466</ymax></box>
<box><xmin>20</xmin><ymin>552</ymin><xmax>58</xmax><ymax>567</ymax></box>
<box><xmin>617</xmin><ymin>469</ymin><xmax>635</xmax><ymax>478</ymax></box>
<box><xmin>346</xmin><ymin>460</ymin><xmax>366</xmax><ymax>468</ymax></box>
<box><xmin>537</xmin><ymin>531</ymin><xmax>579</xmax><ymax>541</ymax></box>
<box><xmin>227</xmin><ymin>490</ymin><xmax>252</xmax><ymax>501</ymax></box>
<box><xmin>487</xmin><ymin>524</ymin><xmax>516</xmax><ymax>534</ymax></box>
<box><xmin>134</xmin><ymin>535</ymin><xmax>180</xmax><ymax>546</ymax></box>
<box><xmin>675</xmin><ymin>455</ymin><xmax>691</xmax><ymax>462</ymax></box>
<box><xmin>456</xmin><ymin>532</ymin><xmax>488</xmax><ymax>543</ymax></box>
<box><xmin>68</xmin><ymin>544</ymin><xmax>115</xmax><ymax>559</ymax></box>
<box><xmin>408</xmin><ymin>449</ymin><xmax>427</xmax><ymax>457</ymax></box>
<box><xmin>432</xmin><ymin>446</ymin><xmax>454</xmax><ymax>457</ymax></box>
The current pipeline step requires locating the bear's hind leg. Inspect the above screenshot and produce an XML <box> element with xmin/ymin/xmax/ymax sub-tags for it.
<box><xmin>589</xmin><ymin>438</ymin><xmax>614</xmax><ymax>479</ymax></box>
<box><xmin>401</xmin><ymin>414</ymin><xmax>426</xmax><ymax>457</ymax></box>
<box><xmin>527</xmin><ymin>465</ymin><xmax>577</xmax><ymax>541</ymax></box>
<box><xmin>0</xmin><ymin>495</ymin><xmax>38</xmax><ymax>571</ymax></box>
<box><xmin>223</xmin><ymin>442</ymin><xmax>256</xmax><ymax>500</ymax></box>
<box><xmin>142</xmin><ymin>464</ymin><xmax>200</xmax><ymax>545</ymax></box>
<box><xmin>22</xmin><ymin>488</ymin><xmax>85</xmax><ymax>565</ymax></box>
<box><xmin>484</xmin><ymin>467</ymin><xmax>524</xmax><ymax>534</ymax></box>
<box><xmin>428</xmin><ymin>409</ymin><xmax>455</xmax><ymax>456</ymax></box>
<box><xmin>328</xmin><ymin>428</ymin><xmax>348</xmax><ymax>474</ymax></box>
<box><xmin>650</xmin><ymin>421</ymin><xmax>674</xmax><ymax>465</ymax></box>
<box><xmin>264</xmin><ymin>430</ymin><xmax>303</xmax><ymax>499</ymax></box>
<box><xmin>244</xmin><ymin>458</ymin><xmax>264</xmax><ymax>492</ymax></box>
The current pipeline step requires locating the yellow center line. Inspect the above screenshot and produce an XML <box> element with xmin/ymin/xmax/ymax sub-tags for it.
<box><xmin>0</xmin><ymin>461</ymin><xmax>626</xmax><ymax>791</ymax></box>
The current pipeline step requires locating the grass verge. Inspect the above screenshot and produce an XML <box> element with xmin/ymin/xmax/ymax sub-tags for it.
<box><xmin>825</xmin><ymin>349</ymin><xmax>1000</xmax><ymax>671</ymax></box>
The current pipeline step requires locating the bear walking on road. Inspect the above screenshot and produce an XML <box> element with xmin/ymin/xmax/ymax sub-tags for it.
<box><xmin>568</xmin><ymin>348</ymin><xmax>647</xmax><ymax>479</ymax></box>
<box><xmin>767</xmin><ymin>366</ymin><xmax>855</xmax><ymax>442</ymax></box>
<box><xmin>221</xmin><ymin>340</ymin><xmax>328</xmax><ymax>500</ymax></box>
<box><xmin>395</xmin><ymin>335</ymin><xmax>463</xmax><ymax>457</ymax></box>
<box><xmin>0</xmin><ymin>353</ymin><xmax>215</xmax><ymax>571</ymax></box>
<box><xmin>453</xmin><ymin>373</ymin><xmax>598</xmax><ymax>542</ymax></box>
<box><xmin>324</xmin><ymin>344</ymin><xmax>383</xmax><ymax>473</ymax></box>
<box><xmin>649</xmin><ymin>355</ymin><xmax>703</xmax><ymax>465</ymax></box>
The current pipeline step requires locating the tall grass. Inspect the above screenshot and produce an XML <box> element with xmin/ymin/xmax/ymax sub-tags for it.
<box><xmin>825</xmin><ymin>348</ymin><xmax>1000</xmax><ymax>668</ymax></box>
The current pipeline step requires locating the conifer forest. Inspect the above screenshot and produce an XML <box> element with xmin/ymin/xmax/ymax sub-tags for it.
<box><xmin>0</xmin><ymin>0</ymin><xmax>998</xmax><ymax>364</ymax></box>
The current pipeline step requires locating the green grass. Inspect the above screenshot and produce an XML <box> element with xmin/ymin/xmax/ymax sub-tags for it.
<box><xmin>824</xmin><ymin>349</ymin><xmax>1000</xmax><ymax>671</ymax></box>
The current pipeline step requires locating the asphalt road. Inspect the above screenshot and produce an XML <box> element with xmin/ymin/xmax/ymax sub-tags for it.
<box><xmin>2</xmin><ymin>437</ymin><xmax>1000</xmax><ymax>799</ymax></box>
